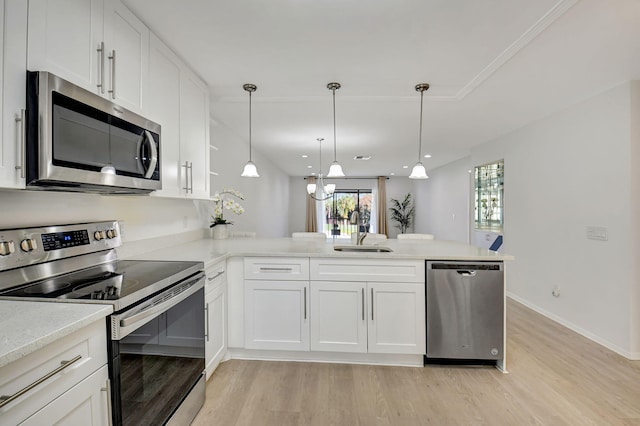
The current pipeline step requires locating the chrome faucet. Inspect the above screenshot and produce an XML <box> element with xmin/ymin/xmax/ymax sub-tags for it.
<box><xmin>350</xmin><ymin>211</ymin><xmax>368</xmax><ymax>245</ymax></box>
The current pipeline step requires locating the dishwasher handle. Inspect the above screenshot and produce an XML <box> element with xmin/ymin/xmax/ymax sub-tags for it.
<box><xmin>428</xmin><ymin>262</ymin><xmax>502</xmax><ymax>271</ymax></box>
<box><xmin>457</xmin><ymin>270</ymin><xmax>477</xmax><ymax>277</ymax></box>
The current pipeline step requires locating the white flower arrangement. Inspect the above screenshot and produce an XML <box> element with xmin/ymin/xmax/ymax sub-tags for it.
<box><xmin>210</xmin><ymin>189</ymin><xmax>245</xmax><ymax>227</ymax></box>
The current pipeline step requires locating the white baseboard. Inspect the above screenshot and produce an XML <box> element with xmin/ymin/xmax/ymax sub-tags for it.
<box><xmin>507</xmin><ymin>293</ymin><xmax>639</xmax><ymax>360</ymax></box>
<box><xmin>227</xmin><ymin>348</ymin><xmax>424</xmax><ymax>367</ymax></box>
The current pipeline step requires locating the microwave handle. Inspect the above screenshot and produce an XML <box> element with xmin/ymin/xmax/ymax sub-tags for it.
<box><xmin>142</xmin><ymin>130</ymin><xmax>158</xmax><ymax>179</ymax></box>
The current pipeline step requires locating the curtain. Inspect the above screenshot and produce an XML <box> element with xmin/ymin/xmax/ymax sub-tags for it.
<box><xmin>377</xmin><ymin>176</ymin><xmax>388</xmax><ymax>236</ymax></box>
<box><xmin>305</xmin><ymin>177</ymin><xmax>318</xmax><ymax>232</ymax></box>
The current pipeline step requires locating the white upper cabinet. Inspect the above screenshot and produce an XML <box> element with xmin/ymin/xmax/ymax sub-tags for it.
<box><xmin>0</xmin><ymin>0</ymin><xmax>28</xmax><ymax>189</ymax></box>
<box><xmin>148</xmin><ymin>34</ymin><xmax>210</xmax><ymax>199</ymax></box>
<box><xmin>102</xmin><ymin>0</ymin><xmax>149</xmax><ymax>112</ymax></box>
<box><xmin>147</xmin><ymin>34</ymin><xmax>182</xmax><ymax>197</ymax></box>
<box><xmin>27</xmin><ymin>0</ymin><xmax>148</xmax><ymax>113</ymax></box>
<box><xmin>179</xmin><ymin>67</ymin><xmax>210</xmax><ymax>199</ymax></box>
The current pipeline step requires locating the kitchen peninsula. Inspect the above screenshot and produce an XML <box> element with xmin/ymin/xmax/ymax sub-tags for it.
<box><xmin>132</xmin><ymin>237</ymin><xmax>512</xmax><ymax>372</ymax></box>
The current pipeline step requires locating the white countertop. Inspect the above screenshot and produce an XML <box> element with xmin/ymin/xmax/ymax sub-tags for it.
<box><xmin>131</xmin><ymin>237</ymin><xmax>513</xmax><ymax>267</ymax></box>
<box><xmin>0</xmin><ymin>301</ymin><xmax>112</xmax><ymax>368</ymax></box>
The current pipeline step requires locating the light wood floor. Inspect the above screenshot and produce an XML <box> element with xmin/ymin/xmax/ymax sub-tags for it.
<box><xmin>193</xmin><ymin>299</ymin><xmax>640</xmax><ymax>425</ymax></box>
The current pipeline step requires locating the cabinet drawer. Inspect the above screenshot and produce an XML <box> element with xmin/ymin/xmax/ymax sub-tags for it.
<box><xmin>0</xmin><ymin>320</ymin><xmax>107</xmax><ymax>425</ymax></box>
<box><xmin>310</xmin><ymin>258</ymin><xmax>424</xmax><ymax>283</ymax></box>
<box><xmin>244</xmin><ymin>257</ymin><xmax>309</xmax><ymax>281</ymax></box>
<box><xmin>205</xmin><ymin>259</ymin><xmax>227</xmax><ymax>292</ymax></box>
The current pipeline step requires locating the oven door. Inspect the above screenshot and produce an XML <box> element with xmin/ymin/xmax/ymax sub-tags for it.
<box><xmin>109</xmin><ymin>273</ymin><xmax>205</xmax><ymax>426</ymax></box>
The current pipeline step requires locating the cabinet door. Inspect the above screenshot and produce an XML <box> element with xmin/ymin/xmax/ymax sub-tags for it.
<box><xmin>0</xmin><ymin>0</ymin><xmax>27</xmax><ymax>189</ymax></box>
<box><xmin>27</xmin><ymin>0</ymin><xmax>104</xmax><ymax>94</ymax></box>
<box><xmin>244</xmin><ymin>280</ymin><xmax>309</xmax><ymax>351</ymax></box>
<box><xmin>310</xmin><ymin>281</ymin><xmax>366</xmax><ymax>353</ymax></box>
<box><xmin>368</xmin><ymin>282</ymin><xmax>426</xmax><ymax>355</ymax></box>
<box><xmin>103</xmin><ymin>0</ymin><xmax>148</xmax><ymax>112</ymax></box>
<box><xmin>21</xmin><ymin>365</ymin><xmax>110</xmax><ymax>426</ymax></box>
<box><xmin>179</xmin><ymin>67</ymin><xmax>210</xmax><ymax>199</ymax></box>
<box><xmin>205</xmin><ymin>282</ymin><xmax>226</xmax><ymax>379</ymax></box>
<box><xmin>147</xmin><ymin>33</ymin><xmax>182</xmax><ymax>197</ymax></box>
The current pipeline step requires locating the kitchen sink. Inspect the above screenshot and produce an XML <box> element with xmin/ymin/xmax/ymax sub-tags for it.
<box><xmin>333</xmin><ymin>245</ymin><xmax>393</xmax><ymax>253</ymax></box>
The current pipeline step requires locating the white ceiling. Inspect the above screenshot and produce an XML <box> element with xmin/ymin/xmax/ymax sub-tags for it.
<box><xmin>123</xmin><ymin>0</ymin><xmax>640</xmax><ymax>177</ymax></box>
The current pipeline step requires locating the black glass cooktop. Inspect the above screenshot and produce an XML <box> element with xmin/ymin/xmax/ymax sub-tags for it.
<box><xmin>0</xmin><ymin>260</ymin><xmax>202</xmax><ymax>309</ymax></box>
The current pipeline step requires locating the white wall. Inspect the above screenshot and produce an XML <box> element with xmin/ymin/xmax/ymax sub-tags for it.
<box><xmin>470</xmin><ymin>82</ymin><xmax>637</xmax><ymax>358</ymax></box>
<box><xmin>0</xmin><ymin>190</ymin><xmax>203</xmax><ymax>242</ymax></box>
<box><xmin>209</xmin><ymin>120</ymin><xmax>290</xmax><ymax>237</ymax></box>
<box><xmin>288</xmin><ymin>176</ymin><xmax>414</xmax><ymax>238</ymax></box>
<box><xmin>414</xmin><ymin>157</ymin><xmax>472</xmax><ymax>243</ymax></box>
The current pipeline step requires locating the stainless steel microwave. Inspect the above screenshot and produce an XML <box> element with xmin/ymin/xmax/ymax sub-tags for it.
<box><xmin>25</xmin><ymin>71</ymin><xmax>161</xmax><ymax>194</ymax></box>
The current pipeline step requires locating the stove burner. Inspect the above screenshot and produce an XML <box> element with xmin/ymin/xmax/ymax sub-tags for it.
<box><xmin>23</xmin><ymin>280</ymin><xmax>71</xmax><ymax>295</ymax></box>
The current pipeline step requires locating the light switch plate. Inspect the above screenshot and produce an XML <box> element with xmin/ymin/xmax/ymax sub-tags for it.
<box><xmin>586</xmin><ymin>226</ymin><xmax>608</xmax><ymax>241</ymax></box>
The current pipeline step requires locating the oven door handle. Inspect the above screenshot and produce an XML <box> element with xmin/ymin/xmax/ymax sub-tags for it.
<box><xmin>113</xmin><ymin>274</ymin><xmax>204</xmax><ymax>340</ymax></box>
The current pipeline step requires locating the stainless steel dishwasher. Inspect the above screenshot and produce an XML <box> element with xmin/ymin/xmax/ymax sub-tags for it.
<box><xmin>426</xmin><ymin>261</ymin><xmax>504</xmax><ymax>360</ymax></box>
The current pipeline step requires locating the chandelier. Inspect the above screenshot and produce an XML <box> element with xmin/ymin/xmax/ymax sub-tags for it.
<box><xmin>306</xmin><ymin>138</ymin><xmax>336</xmax><ymax>201</ymax></box>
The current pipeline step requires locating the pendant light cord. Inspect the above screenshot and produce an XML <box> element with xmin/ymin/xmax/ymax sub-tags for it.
<box><xmin>248</xmin><ymin>90</ymin><xmax>253</xmax><ymax>162</ymax></box>
<box><xmin>332</xmin><ymin>88</ymin><xmax>337</xmax><ymax>162</ymax></box>
<box><xmin>418</xmin><ymin>89</ymin><xmax>424</xmax><ymax>161</ymax></box>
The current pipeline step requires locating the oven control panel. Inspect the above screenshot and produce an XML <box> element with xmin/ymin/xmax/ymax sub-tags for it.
<box><xmin>0</xmin><ymin>221</ymin><xmax>122</xmax><ymax>271</ymax></box>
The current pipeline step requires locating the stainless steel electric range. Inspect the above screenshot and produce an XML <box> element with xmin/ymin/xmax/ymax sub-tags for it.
<box><xmin>0</xmin><ymin>221</ymin><xmax>206</xmax><ymax>426</ymax></box>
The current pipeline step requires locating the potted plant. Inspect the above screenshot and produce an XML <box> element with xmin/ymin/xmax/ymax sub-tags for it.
<box><xmin>210</xmin><ymin>189</ymin><xmax>245</xmax><ymax>239</ymax></box>
<box><xmin>389</xmin><ymin>193</ymin><xmax>415</xmax><ymax>234</ymax></box>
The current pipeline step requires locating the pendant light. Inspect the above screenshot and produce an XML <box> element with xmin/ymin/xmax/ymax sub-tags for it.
<box><xmin>326</xmin><ymin>82</ymin><xmax>345</xmax><ymax>177</ymax></box>
<box><xmin>409</xmin><ymin>83</ymin><xmax>429</xmax><ymax>179</ymax></box>
<box><xmin>307</xmin><ymin>138</ymin><xmax>336</xmax><ymax>201</ymax></box>
<box><xmin>241</xmin><ymin>83</ymin><xmax>260</xmax><ymax>178</ymax></box>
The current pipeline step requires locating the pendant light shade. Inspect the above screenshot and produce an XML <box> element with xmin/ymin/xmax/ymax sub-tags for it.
<box><xmin>241</xmin><ymin>83</ymin><xmax>260</xmax><ymax>178</ymax></box>
<box><xmin>409</xmin><ymin>83</ymin><xmax>430</xmax><ymax>180</ymax></box>
<box><xmin>307</xmin><ymin>138</ymin><xmax>335</xmax><ymax>201</ymax></box>
<box><xmin>326</xmin><ymin>82</ymin><xmax>345</xmax><ymax>178</ymax></box>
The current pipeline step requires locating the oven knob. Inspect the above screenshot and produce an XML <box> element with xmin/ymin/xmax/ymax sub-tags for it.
<box><xmin>0</xmin><ymin>241</ymin><xmax>15</xmax><ymax>256</ymax></box>
<box><xmin>106</xmin><ymin>229</ymin><xmax>118</xmax><ymax>239</ymax></box>
<box><xmin>20</xmin><ymin>238</ymin><xmax>37</xmax><ymax>252</ymax></box>
<box><xmin>94</xmin><ymin>231</ymin><xmax>106</xmax><ymax>241</ymax></box>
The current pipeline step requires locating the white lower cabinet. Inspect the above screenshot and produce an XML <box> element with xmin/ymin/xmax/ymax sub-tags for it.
<box><xmin>0</xmin><ymin>320</ymin><xmax>109</xmax><ymax>425</ymax></box>
<box><xmin>205</xmin><ymin>260</ymin><xmax>227</xmax><ymax>379</ymax></box>
<box><xmin>310</xmin><ymin>281</ymin><xmax>426</xmax><ymax>355</ymax></box>
<box><xmin>20</xmin><ymin>365</ymin><xmax>110</xmax><ymax>426</ymax></box>
<box><xmin>367</xmin><ymin>282</ymin><xmax>426</xmax><ymax>355</ymax></box>
<box><xmin>310</xmin><ymin>281</ymin><xmax>367</xmax><ymax>353</ymax></box>
<box><xmin>244</xmin><ymin>280</ymin><xmax>310</xmax><ymax>351</ymax></box>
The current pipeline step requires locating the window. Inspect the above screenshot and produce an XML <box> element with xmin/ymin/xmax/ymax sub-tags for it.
<box><xmin>321</xmin><ymin>190</ymin><xmax>374</xmax><ymax>238</ymax></box>
<box><xmin>474</xmin><ymin>160</ymin><xmax>504</xmax><ymax>231</ymax></box>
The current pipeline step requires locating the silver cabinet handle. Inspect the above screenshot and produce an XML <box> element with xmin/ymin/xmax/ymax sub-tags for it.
<box><xmin>0</xmin><ymin>355</ymin><xmax>82</xmax><ymax>408</ymax></box>
<box><xmin>259</xmin><ymin>267</ymin><xmax>293</xmax><ymax>272</ymax></box>
<box><xmin>101</xmin><ymin>378</ymin><xmax>113</xmax><ymax>426</ymax></box>
<box><xmin>361</xmin><ymin>288</ymin><xmax>365</xmax><ymax>321</ymax></box>
<box><xmin>204</xmin><ymin>303</ymin><xmax>210</xmax><ymax>341</ymax></box>
<box><xmin>15</xmin><ymin>109</ymin><xmax>26</xmax><ymax>178</ymax></box>
<box><xmin>303</xmin><ymin>286</ymin><xmax>307</xmax><ymax>320</ymax></box>
<box><xmin>371</xmin><ymin>288</ymin><xmax>374</xmax><ymax>321</ymax></box>
<box><xmin>182</xmin><ymin>161</ymin><xmax>193</xmax><ymax>194</ymax></box>
<box><xmin>97</xmin><ymin>42</ymin><xmax>105</xmax><ymax>94</ymax></box>
<box><xmin>108</xmin><ymin>50</ymin><xmax>116</xmax><ymax>99</ymax></box>
<box><xmin>207</xmin><ymin>270</ymin><xmax>225</xmax><ymax>281</ymax></box>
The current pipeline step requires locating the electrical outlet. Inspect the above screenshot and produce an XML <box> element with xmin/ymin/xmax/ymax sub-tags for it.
<box><xmin>586</xmin><ymin>226</ymin><xmax>607</xmax><ymax>241</ymax></box>
<box><xmin>552</xmin><ymin>286</ymin><xmax>560</xmax><ymax>297</ymax></box>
